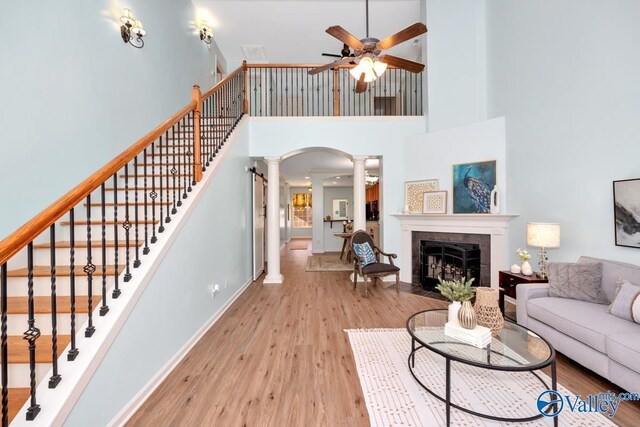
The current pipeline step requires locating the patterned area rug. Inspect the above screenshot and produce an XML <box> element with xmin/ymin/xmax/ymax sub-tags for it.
<box><xmin>289</xmin><ymin>240</ymin><xmax>309</xmax><ymax>250</ymax></box>
<box><xmin>306</xmin><ymin>254</ymin><xmax>352</xmax><ymax>272</ymax></box>
<box><xmin>346</xmin><ymin>328</ymin><xmax>615</xmax><ymax>426</ymax></box>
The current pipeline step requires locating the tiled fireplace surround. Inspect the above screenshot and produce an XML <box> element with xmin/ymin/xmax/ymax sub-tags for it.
<box><xmin>393</xmin><ymin>214</ymin><xmax>517</xmax><ymax>288</ymax></box>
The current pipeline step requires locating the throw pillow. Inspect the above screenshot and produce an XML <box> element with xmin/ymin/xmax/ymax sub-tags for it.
<box><xmin>609</xmin><ymin>280</ymin><xmax>640</xmax><ymax>323</ymax></box>
<box><xmin>353</xmin><ymin>242</ymin><xmax>377</xmax><ymax>267</ymax></box>
<box><xmin>548</xmin><ymin>262</ymin><xmax>607</xmax><ymax>304</ymax></box>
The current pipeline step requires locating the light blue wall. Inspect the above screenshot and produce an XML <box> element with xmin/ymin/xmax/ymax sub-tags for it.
<box><xmin>63</xmin><ymin>121</ymin><xmax>252</xmax><ymax>426</ymax></box>
<box><xmin>0</xmin><ymin>0</ymin><xmax>225</xmax><ymax>240</ymax></box>
<box><xmin>486</xmin><ymin>0</ymin><xmax>640</xmax><ymax>265</ymax></box>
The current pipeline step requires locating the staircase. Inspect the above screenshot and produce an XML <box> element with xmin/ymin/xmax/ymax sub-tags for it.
<box><xmin>0</xmin><ymin>65</ymin><xmax>246</xmax><ymax>425</ymax></box>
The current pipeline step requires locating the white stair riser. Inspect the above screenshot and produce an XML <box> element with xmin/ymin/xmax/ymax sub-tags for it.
<box><xmin>7</xmin><ymin>313</ymin><xmax>89</xmax><ymax>335</ymax></box>
<box><xmin>33</xmin><ymin>247</ymin><xmax>143</xmax><ymax>266</ymax></box>
<box><xmin>5</xmin><ymin>364</ymin><xmax>53</xmax><ymax>389</ymax></box>
<box><xmin>57</xmin><ymin>224</ymin><xmax>162</xmax><ymax>241</ymax></box>
<box><xmin>7</xmin><ymin>276</ymin><xmax>116</xmax><ymax>297</ymax></box>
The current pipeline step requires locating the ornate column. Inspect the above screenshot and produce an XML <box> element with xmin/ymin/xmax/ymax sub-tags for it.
<box><xmin>264</xmin><ymin>157</ymin><xmax>284</xmax><ymax>284</ymax></box>
<box><xmin>352</xmin><ymin>155</ymin><xmax>367</xmax><ymax>231</ymax></box>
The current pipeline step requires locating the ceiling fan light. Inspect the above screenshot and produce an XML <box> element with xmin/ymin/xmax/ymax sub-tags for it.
<box><xmin>349</xmin><ymin>65</ymin><xmax>362</xmax><ymax>79</ymax></box>
<box><xmin>373</xmin><ymin>60</ymin><xmax>388</xmax><ymax>77</ymax></box>
<box><xmin>359</xmin><ymin>56</ymin><xmax>374</xmax><ymax>73</ymax></box>
<box><xmin>364</xmin><ymin>70</ymin><xmax>377</xmax><ymax>83</ymax></box>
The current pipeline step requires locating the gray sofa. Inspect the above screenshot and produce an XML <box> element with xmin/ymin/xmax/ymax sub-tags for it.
<box><xmin>517</xmin><ymin>256</ymin><xmax>640</xmax><ymax>393</ymax></box>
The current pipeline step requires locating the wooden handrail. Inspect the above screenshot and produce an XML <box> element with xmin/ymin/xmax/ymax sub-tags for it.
<box><xmin>0</xmin><ymin>101</ymin><xmax>196</xmax><ymax>266</ymax></box>
<box><xmin>245</xmin><ymin>63</ymin><xmax>405</xmax><ymax>70</ymax></box>
<box><xmin>201</xmin><ymin>64</ymin><xmax>246</xmax><ymax>100</ymax></box>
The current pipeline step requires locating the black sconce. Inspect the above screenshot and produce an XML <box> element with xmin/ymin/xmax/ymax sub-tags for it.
<box><xmin>120</xmin><ymin>8</ymin><xmax>146</xmax><ymax>49</ymax></box>
<box><xmin>199</xmin><ymin>20</ymin><xmax>213</xmax><ymax>45</ymax></box>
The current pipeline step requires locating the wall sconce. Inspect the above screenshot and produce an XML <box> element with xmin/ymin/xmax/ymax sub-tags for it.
<box><xmin>199</xmin><ymin>20</ymin><xmax>213</xmax><ymax>44</ymax></box>
<box><xmin>120</xmin><ymin>8</ymin><xmax>146</xmax><ymax>48</ymax></box>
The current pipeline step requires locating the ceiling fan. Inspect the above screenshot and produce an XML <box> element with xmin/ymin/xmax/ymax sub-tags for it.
<box><xmin>309</xmin><ymin>0</ymin><xmax>427</xmax><ymax>94</ymax></box>
<box><xmin>321</xmin><ymin>43</ymin><xmax>355</xmax><ymax>59</ymax></box>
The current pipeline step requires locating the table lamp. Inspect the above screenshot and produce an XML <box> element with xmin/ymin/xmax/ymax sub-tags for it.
<box><xmin>527</xmin><ymin>223</ymin><xmax>560</xmax><ymax>279</ymax></box>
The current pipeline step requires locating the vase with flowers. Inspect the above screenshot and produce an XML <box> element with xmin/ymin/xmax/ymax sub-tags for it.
<box><xmin>436</xmin><ymin>276</ymin><xmax>478</xmax><ymax>329</ymax></box>
<box><xmin>516</xmin><ymin>248</ymin><xmax>533</xmax><ymax>276</ymax></box>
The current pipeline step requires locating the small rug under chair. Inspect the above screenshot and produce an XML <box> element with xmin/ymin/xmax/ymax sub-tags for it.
<box><xmin>306</xmin><ymin>254</ymin><xmax>352</xmax><ymax>272</ymax></box>
<box><xmin>345</xmin><ymin>328</ymin><xmax>615</xmax><ymax>426</ymax></box>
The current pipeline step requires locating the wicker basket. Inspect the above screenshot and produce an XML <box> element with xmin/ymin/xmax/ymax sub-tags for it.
<box><xmin>474</xmin><ymin>287</ymin><xmax>504</xmax><ymax>336</ymax></box>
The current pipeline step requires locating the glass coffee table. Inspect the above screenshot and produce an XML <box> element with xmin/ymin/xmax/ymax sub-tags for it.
<box><xmin>406</xmin><ymin>309</ymin><xmax>558</xmax><ymax>426</ymax></box>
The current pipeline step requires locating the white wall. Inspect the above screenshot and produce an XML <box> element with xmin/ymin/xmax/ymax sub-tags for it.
<box><xmin>249</xmin><ymin>116</ymin><xmax>426</xmax><ymax>265</ymax></box>
<box><xmin>63</xmin><ymin>121</ymin><xmax>252</xmax><ymax>426</ymax></box>
<box><xmin>425</xmin><ymin>0</ymin><xmax>487</xmax><ymax>131</ymax></box>
<box><xmin>323</xmin><ymin>187</ymin><xmax>354</xmax><ymax>252</ymax></box>
<box><xmin>404</xmin><ymin>117</ymin><xmax>507</xmax><ymax>214</ymax></box>
<box><xmin>486</xmin><ymin>0</ymin><xmax>640</xmax><ymax>265</ymax></box>
<box><xmin>0</xmin><ymin>0</ymin><xmax>225</xmax><ymax>240</ymax></box>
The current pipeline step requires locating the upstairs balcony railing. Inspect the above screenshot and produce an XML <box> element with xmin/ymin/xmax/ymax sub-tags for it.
<box><xmin>245</xmin><ymin>64</ymin><xmax>423</xmax><ymax>117</ymax></box>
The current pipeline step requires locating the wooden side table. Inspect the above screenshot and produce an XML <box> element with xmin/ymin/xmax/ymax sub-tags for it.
<box><xmin>499</xmin><ymin>271</ymin><xmax>548</xmax><ymax>321</ymax></box>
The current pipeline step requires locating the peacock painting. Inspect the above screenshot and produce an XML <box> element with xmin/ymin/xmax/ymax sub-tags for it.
<box><xmin>453</xmin><ymin>161</ymin><xmax>497</xmax><ymax>213</ymax></box>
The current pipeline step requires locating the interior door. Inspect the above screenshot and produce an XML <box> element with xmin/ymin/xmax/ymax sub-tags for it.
<box><xmin>253</xmin><ymin>175</ymin><xmax>266</xmax><ymax>280</ymax></box>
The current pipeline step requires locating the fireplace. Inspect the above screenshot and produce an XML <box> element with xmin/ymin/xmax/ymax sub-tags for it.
<box><xmin>420</xmin><ymin>240</ymin><xmax>481</xmax><ymax>291</ymax></box>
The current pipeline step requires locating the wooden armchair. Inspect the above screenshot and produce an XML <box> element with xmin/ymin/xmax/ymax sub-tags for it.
<box><xmin>351</xmin><ymin>229</ymin><xmax>400</xmax><ymax>297</ymax></box>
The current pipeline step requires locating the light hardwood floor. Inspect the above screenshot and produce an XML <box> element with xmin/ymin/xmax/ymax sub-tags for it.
<box><xmin>128</xmin><ymin>240</ymin><xmax>640</xmax><ymax>426</ymax></box>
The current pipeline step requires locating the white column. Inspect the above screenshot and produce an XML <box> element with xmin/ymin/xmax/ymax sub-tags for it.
<box><xmin>353</xmin><ymin>155</ymin><xmax>367</xmax><ymax>231</ymax></box>
<box><xmin>311</xmin><ymin>174</ymin><xmax>325</xmax><ymax>253</ymax></box>
<box><xmin>264</xmin><ymin>157</ymin><xmax>284</xmax><ymax>284</ymax></box>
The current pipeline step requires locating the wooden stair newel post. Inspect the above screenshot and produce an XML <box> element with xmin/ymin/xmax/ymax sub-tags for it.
<box><xmin>192</xmin><ymin>85</ymin><xmax>203</xmax><ymax>183</ymax></box>
<box><xmin>333</xmin><ymin>68</ymin><xmax>340</xmax><ymax>116</ymax></box>
<box><xmin>243</xmin><ymin>60</ymin><xmax>249</xmax><ymax>115</ymax></box>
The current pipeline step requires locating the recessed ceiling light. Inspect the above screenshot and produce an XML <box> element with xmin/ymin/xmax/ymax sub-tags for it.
<box><xmin>332</xmin><ymin>181</ymin><xmax>337</xmax><ymax>184</ymax></box>
<box><xmin>241</xmin><ymin>45</ymin><xmax>266</xmax><ymax>60</ymax></box>
<box><xmin>304</xmin><ymin>176</ymin><xmax>310</xmax><ymax>179</ymax></box>
<box><xmin>336</xmin><ymin>176</ymin><xmax>341</xmax><ymax>179</ymax></box>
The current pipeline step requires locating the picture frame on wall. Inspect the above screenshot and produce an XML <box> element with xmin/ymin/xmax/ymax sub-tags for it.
<box><xmin>423</xmin><ymin>191</ymin><xmax>447</xmax><ymax>214</ymax></box>
<box><xmin>452</xmin><ymin>160</ymin><xmax>497</xmax><ymax>214</ymax></box>
<box><xmin>405</xmin><ymin>179</ymin><xmax>439</xmax><ymax>213</ymax></box>
<box><xmin>613</xmin><ymin>178</ymin><xmax>640</xmax><ymax>249</ymax></box>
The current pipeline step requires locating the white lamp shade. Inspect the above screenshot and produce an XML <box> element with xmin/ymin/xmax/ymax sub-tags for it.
<box><xmin>349</xmin><ymin>65</ymin><xmax>362</xmax><ymax>80</ymax></box>
<box><xmin>120</xmin><ymin>9</ymin><xmax>135</xmax><ymax>26</ymax></box>
<box><xmin>373</xmin><ymin>60</ymin><xmax>387</xmax><ymax>77</ymax></box>
<box><xmin>132</xmin><ymin>20</ymin><xmax>146</xmax><ymax>36</ymax></box>
<box><xmin>527</xmin><ymin>223</ymin><xmax>560</xmax><ymax>248</ymax></box>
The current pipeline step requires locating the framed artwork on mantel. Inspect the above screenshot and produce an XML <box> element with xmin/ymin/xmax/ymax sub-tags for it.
<box><xmin>613</xmin><ymin>178</ymin><xmax>640</xmax><ymax>249</ymax></box>
<box><xmin>452</xmin><ymin>160</ymin><xmax>496</xmax><ymax>214</ymax></box>
<box><xmin>405</xmin><ymin>179</ymin><xmax>439</xmax><ymax>213</ymax></box>
<box><xmin>423</xmin><ymin>191</ymin><xmax>447</xmax><ymax>214</ymax></box>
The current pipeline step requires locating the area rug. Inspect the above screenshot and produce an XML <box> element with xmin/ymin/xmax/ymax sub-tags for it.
<box><xmin>289</xmin><ymin>240</ymin><xmax>309</xmax><ymax>250</ymax></box>
<box><xmin>346</xmin><ymin>328</ymin><xmax>615</xmax><ymax>426</ymax></box>
<box><xmin>306</xmin><ymin>254</ymin><xmax>352</xmax><ymax>272</ymax></box>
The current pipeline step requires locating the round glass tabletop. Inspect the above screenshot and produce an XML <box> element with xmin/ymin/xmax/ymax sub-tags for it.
<box><xmin>406</xmin><ymin>309</ymin><xmax>554</xmax><ymax>370</ymax></box>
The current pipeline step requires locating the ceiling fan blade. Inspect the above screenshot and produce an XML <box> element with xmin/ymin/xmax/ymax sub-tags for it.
<box><xmin>377</xmin><ymin>22</ymin><xmax>427</xmax><ymax>50</ymax></box>
<box><xmin>326</xmin><ymin>26</ymin><xmax>364</xmax><ymax>50</ymax></box>
<box><xmin>308</xmin><ymin>57</ymin><xmax>353</xmax><ymax>75</ymax></box>
<box><xmin>379</xmin><ymin>55</ymin><xmax>425</xmax><ymax>73</ymax></box>
<box><xmin>355</xmin><ymin>73</ymin><xmax>367</xmax><ymax>93</ymax></box>
<box><xmin>322</xmin><ymin>53</ymin><xmax>342</xmax><ymax>58</ymax></box>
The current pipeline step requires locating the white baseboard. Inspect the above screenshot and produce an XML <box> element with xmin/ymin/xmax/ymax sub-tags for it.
<box><xmin>107</xmin><ymin>277</ymin><xmax>253</xmax><ymax>426</ymax></box>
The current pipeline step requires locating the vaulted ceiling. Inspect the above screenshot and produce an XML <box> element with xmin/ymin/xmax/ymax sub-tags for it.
<box><xmin>192</xmin><ymin>0</ymin><xmax>422</xmax><ymax>66</ymax></box>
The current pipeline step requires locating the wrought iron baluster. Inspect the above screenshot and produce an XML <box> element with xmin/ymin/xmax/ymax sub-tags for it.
<box><xmin>176</xmin><ymin>120</ymin><xmax>183</xmax><ymax>206</ymax></box>
<box><xmin>143</xmin><ymin>150</ymin><xmax>150</xmax><ymax>254</ymax></box>
<box><xmin>150</xmin><ymin>143</ymin><xmax>159</xmax><ymax>242</ymax></box>
<box><xmin>100</xmin><ymin>184</ymin><xmax>109</xmax><ymax>315</ymax></box>
<box><xmin>133</xmin><ymin>155</ymin><xmax>141</xmax><ymax>267</ymax></box>
<box><xmin>182</xmin><ymin>115</ymin><xmax>190</xmax><ymax>196</ymax></box>
<box><xmin>67</xmin><ymin>209</ymin><xmax>79</xmax><ymax>359</ymax></box>
<box><xmin>48</xmin><ymin>225</ymin><xmax>61</xmax><ymax>387</ymax></box>
<box><xmin>170</xmin><ymin>126</ymin><xmax>178</xmax><ymax>215</ymax></box>
<box><xmin>158</xmin><ymin>135</ymin><xmax>166</xmax><ymax>233</ymax></box>
<box><xmin>165</xmin><ymin>129</ymin><xmax>172</xmax><ymax>223</ymax></box>
<box><xmin>1</xmin><ymin>263</ymin><xmax>9</xmax><ymax>426</ymax></box>
<box><xmin>123</xmin><ymin>165</ymin><xmax>132</xmax><ymax>282</ymax></box>
<box><xmin>24</xmin><ymin>242</ymin><xmax>41</xmax><ymax>420</ymax></box>
<box><xmin>112</xmin><ymin>175</ymin><xmax>121</xmax><ymax>299</ymax></box>
<box><xmin>85</xmin><ymin>196</ymin><xmax>96</xmax><ymax>336</ymax></box>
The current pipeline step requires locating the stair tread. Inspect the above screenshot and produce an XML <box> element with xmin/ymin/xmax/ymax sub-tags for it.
<box><xmin>59</xmin><ymin>219</ymin><xmax>159</xmax><ymax>226</ymax></box>
<box><xmin>33</xmin><ymin>240</ymin><xmax>143</xmax><ymax>249</ymax></box>
<box><xmin>8</xmin><ymin>335</ymin><xmax>72</xmax><ymax>363</ymax></box>
<box><xmin>7</xmin><ymin>295</ymin><xmax>102</xmax><ymax>314</ymax></box>
<box><xmin>8</xmin><ymin>388</ymin><xmax>30</xmax><ymax>424</ymax></box>
<box><xmin>7</xmin><ymin>265</ymin><xmax>124</xmax><ymax>278</ymax></box>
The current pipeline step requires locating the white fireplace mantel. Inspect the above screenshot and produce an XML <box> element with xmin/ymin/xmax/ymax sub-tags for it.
<box><xmin>392</xmin><ymin>214</ymin><xmax>519</xmax><ymax>287</ymax></box>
